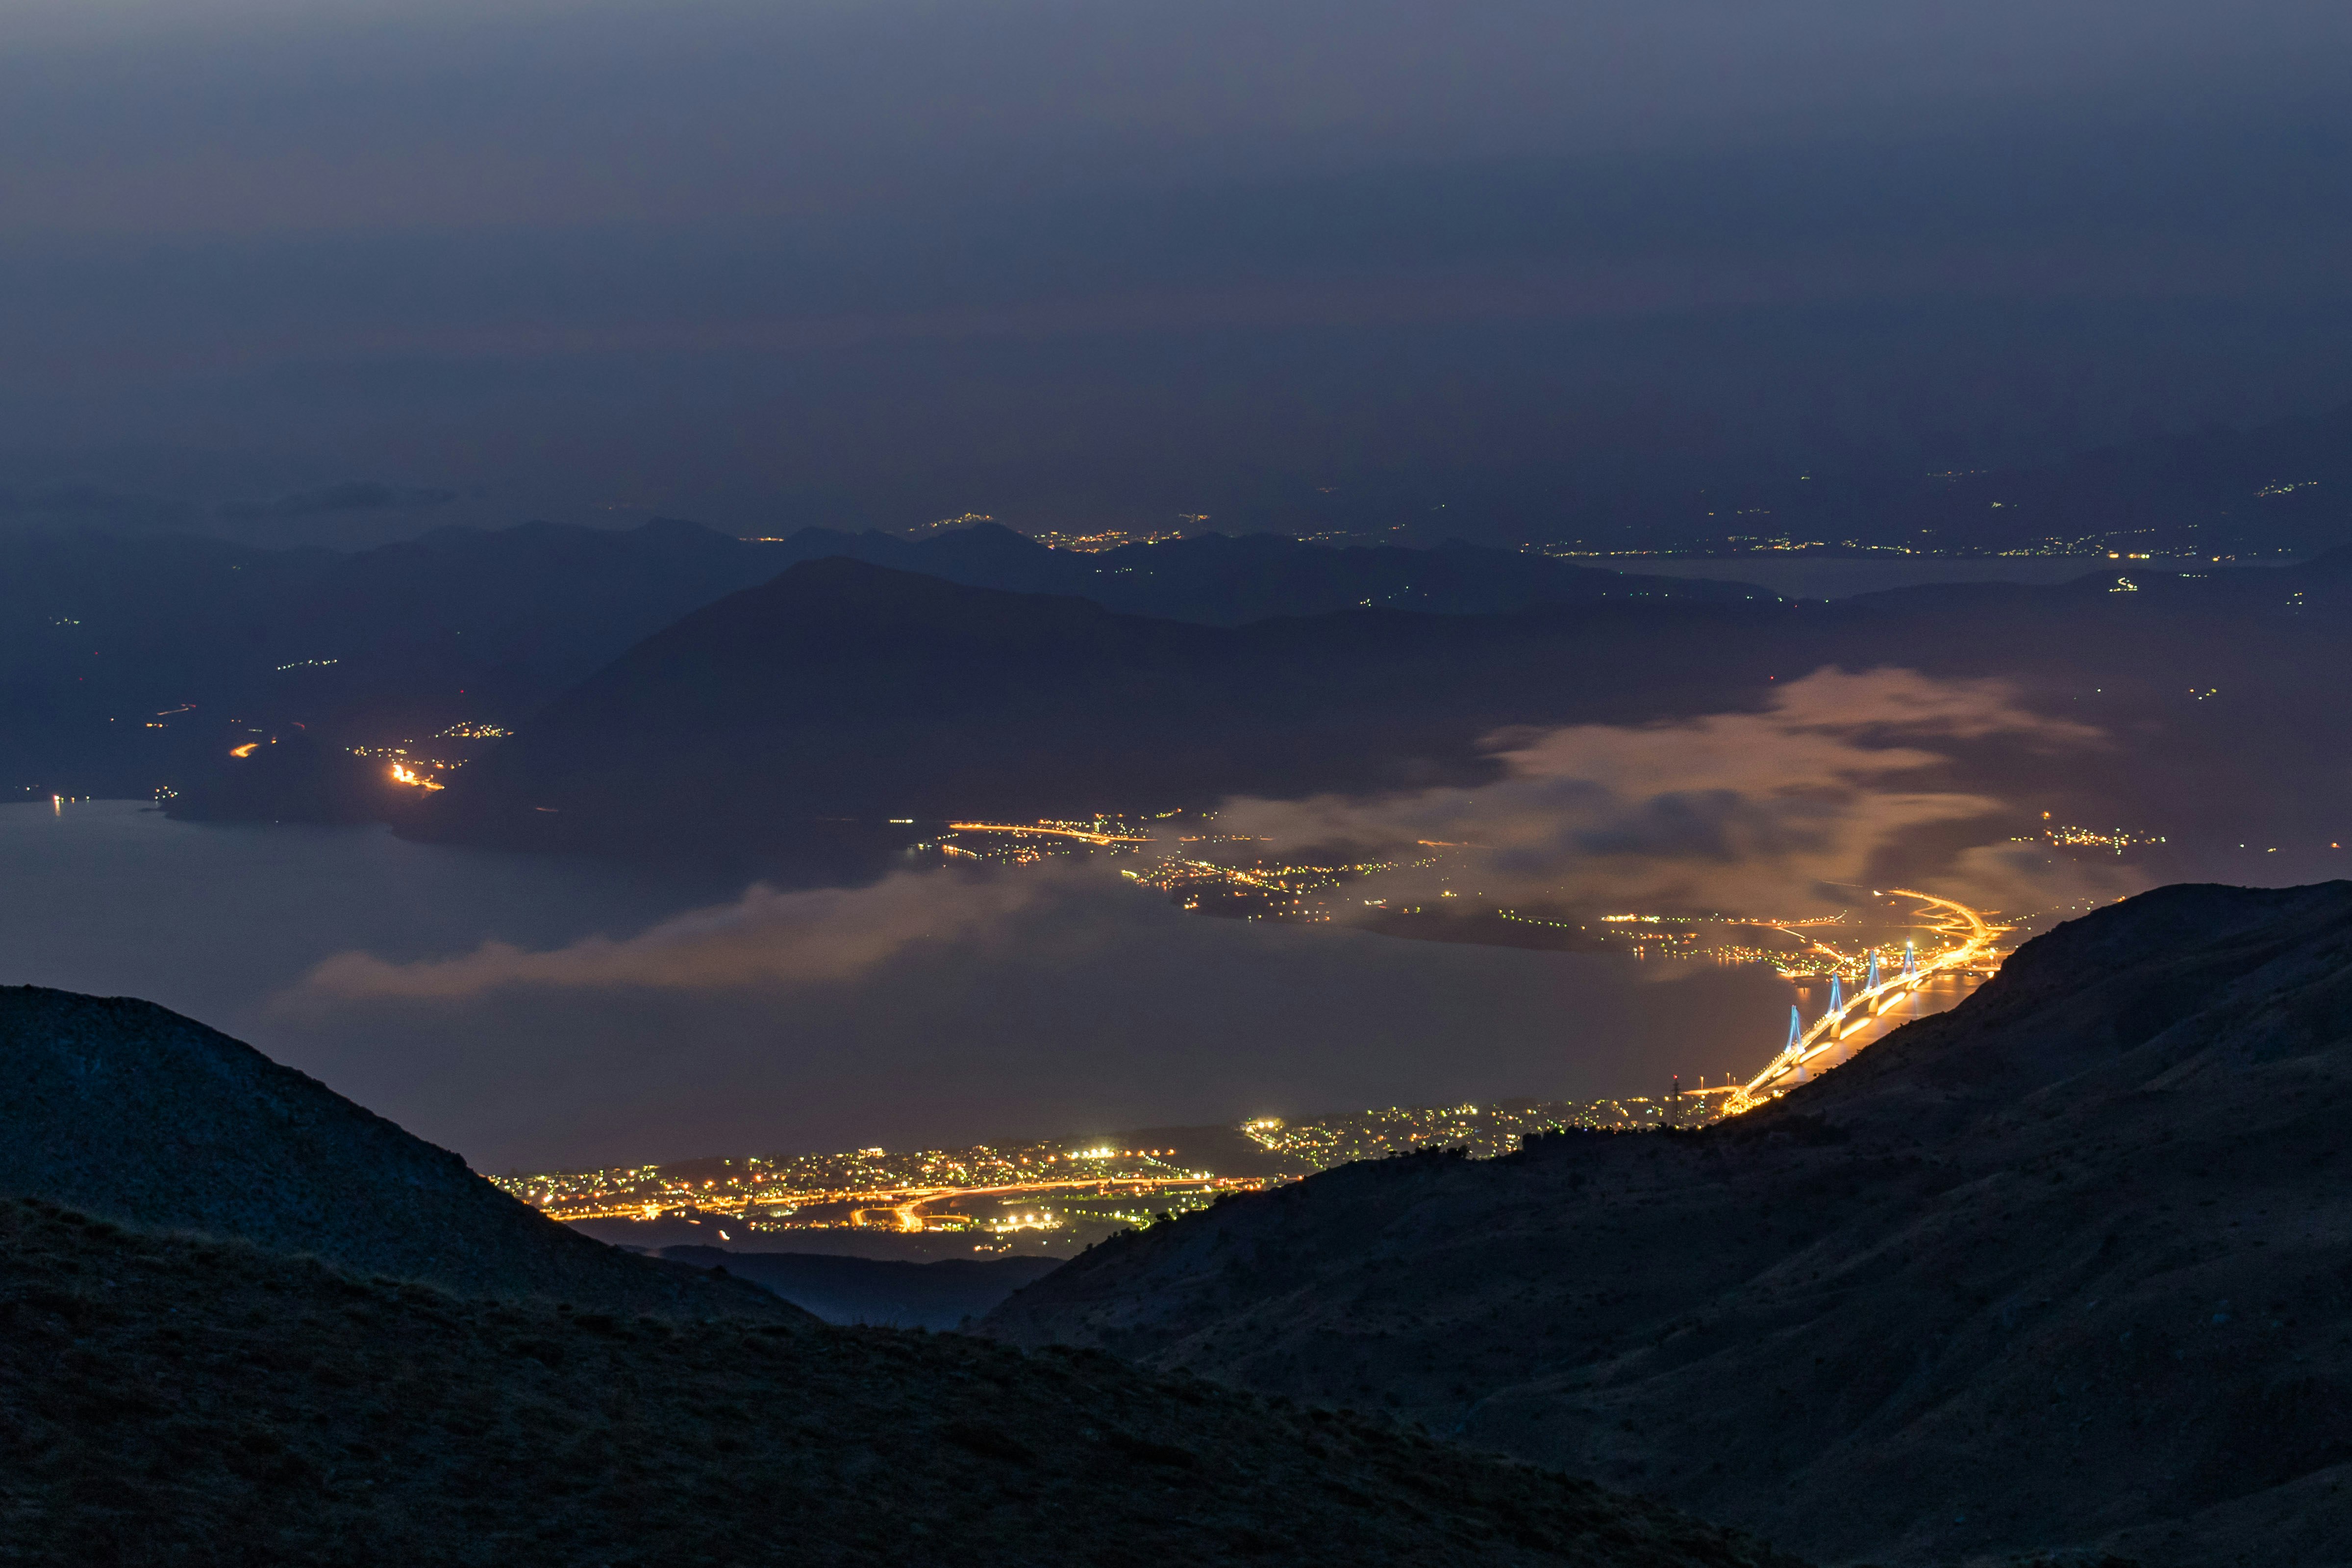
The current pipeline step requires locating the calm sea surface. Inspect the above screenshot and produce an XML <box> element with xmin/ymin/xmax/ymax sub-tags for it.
<box><xmin>1</xmin><ymin>799</ymin><xmax>1802</xmax><ymax>1171</ymax></box>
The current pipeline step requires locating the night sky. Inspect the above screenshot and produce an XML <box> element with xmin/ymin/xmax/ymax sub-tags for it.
<box><xmin>2</xmin><ymin>0</ymin><xmax>2347</xmax><ymax>543</ymax></box>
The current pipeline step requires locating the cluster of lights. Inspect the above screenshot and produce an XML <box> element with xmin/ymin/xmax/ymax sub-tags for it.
<box><xmin>1033</xmin><ymin>527</ymin><xmax>1186</xmax><ymax>552</ymax></box>
<box><xmin>496</xmin><ymin>1139</ymin><xmax>1229</xmax><ymax>1237</ymax></box>
<box><xmin>2021</xmin><ymin>821</ymin><xmax>2169</xmax><ymax>854</ymax></box>
<box><xmin>347</xmin><ymin>724</ymin><xmax>515</xmax><ymax>790</ymax></box>
<box><xmin>1126</xmin><ymin>842</ymin><xmax>1451</xmax><ymax>923</ymax></box>
<box><xmin>348</xmin><ymin>744</ymin><xmax>467</xmax><ymax>789</ymax></box>
<box><xmin>1242</xmin><ymin>1096</ymin><xmax>1733</xmax><ymax>1163</ymax></box>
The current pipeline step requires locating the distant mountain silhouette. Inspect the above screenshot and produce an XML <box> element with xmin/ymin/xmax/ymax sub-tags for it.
<box><xmin>0</xmin><ymin>516</ymin><xmax>1765</xmax><ymax>807</ymax></box>
<box><xmin>0</xmin><ymin>986</ymin><xmax>800</xmax><ymax>1321</ymax></box>
<box><xmin>417</xmin><ymin>549</ymin><xmax>2352</xmax><ymax>878</ymax></box>
<box><xmin>1176</xmin><ymin>398</ymin><xmax>2352</xmax><ymax>560</ymax></box>
<box><xmin>20</xmin><ymin>512</ymin><xmax>2352</xmax><ymax>869</ymax></box>
<box><xmin>1</xmin><ymin>519</ymin><xmax>786</xmax><ymax>805</ymax></box>
<box><xmin>984</xmin><ymin>881</ymin><xmax>2352</xmax><ymax>1567</ymax></box>
<box><xmin>1744</xmin><ymin>398</ymin><xmax>2352</xmax><ymax>558</ymax></box>
<box><xmin>413</xmin><ymin>556</ymin><xmax>1820</xmax><ymax>865</ymax></box>
<box><xmin>744</xmin><ymin>521</ymin><xmax>1768</xmax><ymax>623</ymax></box>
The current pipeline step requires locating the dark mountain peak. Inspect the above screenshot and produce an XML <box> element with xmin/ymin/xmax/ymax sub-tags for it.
<box><xmin>926</xmin><ymin>519</ymin><xmax>1045</xmax><ymax>552</ymax></box>
<box><xmin>1994</xmin><ymin>879</ymin><xmax>2352</xmax><ymax>992</ymax></box>
<box><xmin>633</xmin><ymin>557</ymin><xmax>1141</xmax><ymax>665</ymax></box>
<box><xmin>0</xmin><ymin>986</ymin><xmax>801</xmax><ymax>1322</ymax></box>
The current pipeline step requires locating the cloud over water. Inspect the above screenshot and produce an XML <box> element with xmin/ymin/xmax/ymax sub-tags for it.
<box><xmin>1217</xmin><ymin>666</ymin><xmax>2112</xmax><ymax>916</ymax></box>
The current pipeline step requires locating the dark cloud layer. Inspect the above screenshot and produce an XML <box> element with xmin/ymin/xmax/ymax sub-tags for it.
<box><xmin>0</xmin><ymin>0</ymin><xmax>2344</xmax><ymax>540</ymax></box>
<box><xmin>263</xmin><ymin>669</ymin><xmax>2130</xmax><ymax>1169</ymax></box>
<box><xmin>1219</xmin><ymin>668</ymin><xmax>2123</xmax><ymax>916</ymax></box>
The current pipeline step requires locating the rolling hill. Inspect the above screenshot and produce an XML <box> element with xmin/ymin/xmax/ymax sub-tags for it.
<box><xmin>0</xmin><ymin>1194</ymin><xmax>1812</xmax><ymax>1567</ymax></box>
<box><xmin>0</xmin><ymin>985</ymin><xmax>799</xmax><ymax>1322</ymax></box>
<box><xmin>0</xmin><ymin>518</ymin><xmax>1759</xmax><ymax>807</ymax></box>
<box><xmin>982</xmin><ymin>881</ymin><xmax>2352</xmax><ymax>1567</ymax></box>
<box><xmin>414</xmin><ymin>549</ymin><xmax>2352</xmax><ymax>883</ymax></box>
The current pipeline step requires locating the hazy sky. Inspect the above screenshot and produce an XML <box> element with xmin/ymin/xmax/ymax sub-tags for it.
<box><xmin>2</xmin><ymin>0</ymin><xmax>2347</xmax><ymax>541</ymax></box>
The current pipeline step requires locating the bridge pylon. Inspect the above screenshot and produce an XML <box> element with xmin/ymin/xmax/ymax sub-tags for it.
<box><xmin>1865</xmin><ymin>950</ymin><xmax>1882</xmax><ymax>991</ymax></box>
<box><xmin>1826</xmin><ymin>974</ymin><xmax>1843</xmax><ymax>1018</ymax></box>
<box><xmin>1784</xmin><ymin>1005</ymin><xmax>1802</xmax><ymax>1054</ymax></box>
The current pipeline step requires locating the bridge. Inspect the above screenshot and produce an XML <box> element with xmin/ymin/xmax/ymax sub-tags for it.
<box><xmin>1725</xmin><ymin>890</ymin><xmax>2004</xmax><ymax>1113</ymax></box>
<box><xmin>946</xmin><ymin>821</ymin><xmax>1152</xmax><ymax>846</ymax></box>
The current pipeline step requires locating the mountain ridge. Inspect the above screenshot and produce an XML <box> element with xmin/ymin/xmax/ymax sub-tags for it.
<box><xmin>982</xmin><ymin>881</ymin><xmax>2352</xmax><ymax>1567</ymax></box>
<box><xmin>0</xmin><ymin>1194</ymin><xmax>1807</xmax><ymax>1568</ymax></box>
<box><xmin>412</xmin><ymin>549</ymin><xmax>2352</xmax><ymax>886</ymax></box>
<box><xmin>0</xmin><ymin>985</ymin><xmax>800</xmax><ymax>1322</ymax></box>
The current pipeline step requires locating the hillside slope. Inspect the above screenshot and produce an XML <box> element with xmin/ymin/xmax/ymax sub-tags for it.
<box><xmin>0</xmin><ymin>1197</ymin><xmax>1804</xmax><ymax>1568</ymax></box>
<box><xmin>0</xmin><ymin>986</ymin><xmax>798</xmax><ymax>1322</ymax></box>
<box><xmin>6</xmin><ymin>519</ymin><xmax>784</xmax><ymax>801</ymax></box>
<box><xmin>1</xmin><ymin>519</ymin><xmax>1758</xmax><ymax>803</ymax></box>
<box><xmin>984</xmin><ymin>882</ymin><xmax>2352</xmax><ymax>1567</ymax></box>
<box><xmin>421</xmin><ymin>556</ymin><xmax>1794</xmax><ymax>862</ymax></box>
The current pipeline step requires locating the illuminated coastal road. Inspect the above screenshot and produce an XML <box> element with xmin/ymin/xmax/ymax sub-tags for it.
<box><xmin>543</xmin><ymin>1173</ymin><xmax>1238</xmax><ymax>1230</ymax></box>
<box><xmin>1728</xmin><ymin>890</ymin><xmax>2004</xmax><ymax>1111</ymax></box>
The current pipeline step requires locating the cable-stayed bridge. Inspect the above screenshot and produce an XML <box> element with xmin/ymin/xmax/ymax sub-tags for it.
<box><xmin>1726</xmin><ymin>890</ymin><xmax>2005</xmax><ymax>1112</ymax></box>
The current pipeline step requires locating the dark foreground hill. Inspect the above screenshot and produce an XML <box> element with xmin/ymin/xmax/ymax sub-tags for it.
<box><xmin>0</xmin><ymin>986</ymin><xmax>796</xmax><ymax>1322</ymax></box>
<box><xmin>0</xmin><ymin>1198</ymin><xmax>1804</xmax><ymax>1568</ymax></box>
<box><xmin>985</xmin><ymin>882</ymin><xmax>2352</xmax><ymax>1568</ymax></box>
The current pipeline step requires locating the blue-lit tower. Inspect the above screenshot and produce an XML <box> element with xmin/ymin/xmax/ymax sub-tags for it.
<box><xmin>1827</xmin><ymin>974</ymin><xmax>1844</xmax><ymax>1016</ymax></box>
<box><xmin>1785</xmin><ymin>1005</ymin><xmax>1802</xmax><ymax>1053</ymax></box>
<box><xmin>1903</xmin><ymin>940</ymin><xmax>1918</xmax><ymax>979</ymax></box>
<box><xmin>1865</xmin><ymin>950</ymin><xmax>1882</xmax><ymax>991</ymax></box>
